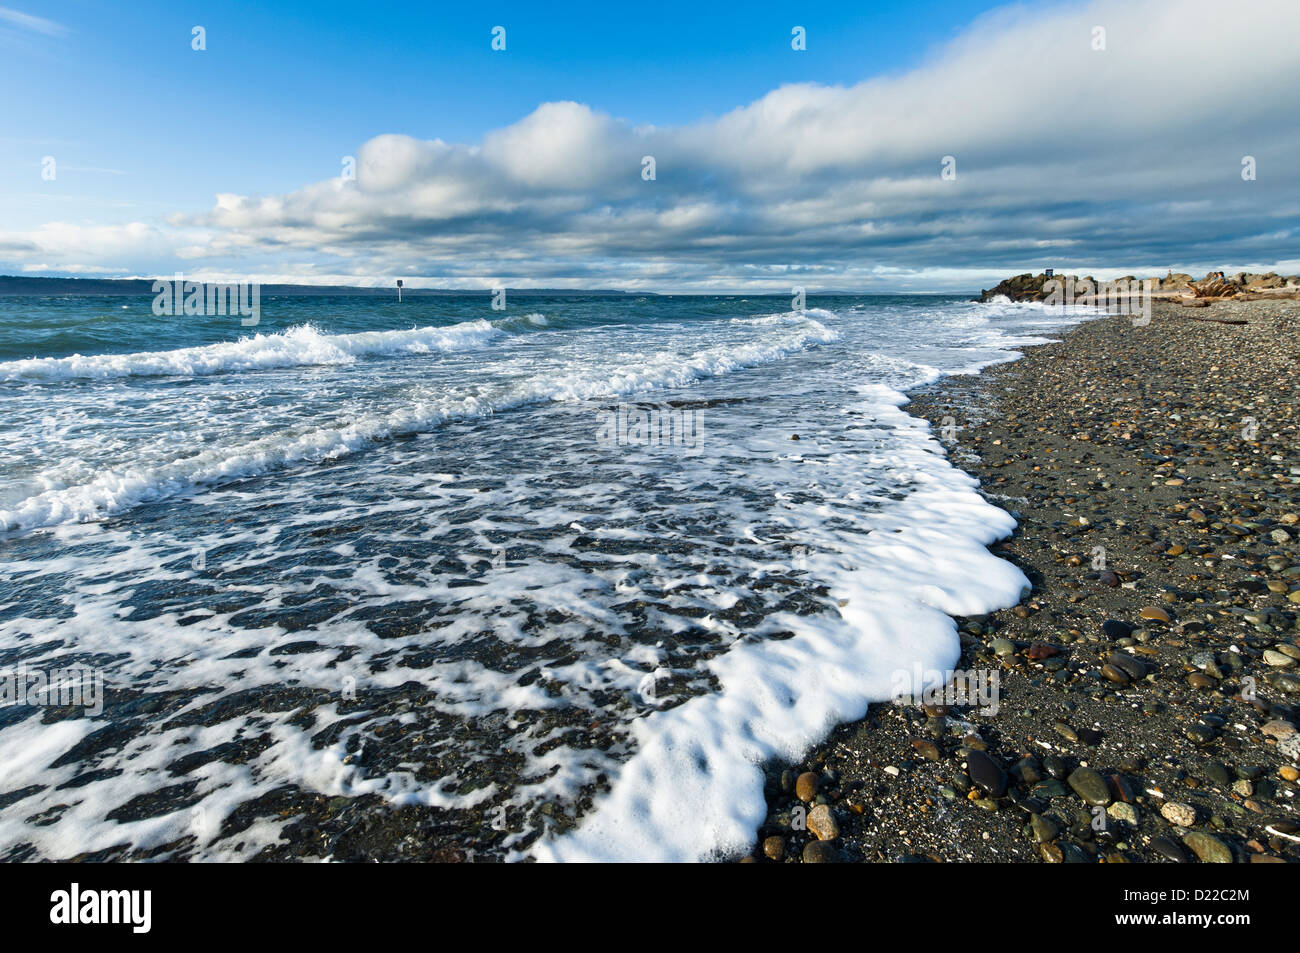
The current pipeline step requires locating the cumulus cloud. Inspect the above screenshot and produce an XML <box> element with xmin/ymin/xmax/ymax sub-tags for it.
<box><xmin>0</xmin><ymin>221</ymin><xmax>199</xmax><ymax>275</ymax></box>
<box><xmin>7</xmin><ymin>0</ymin><xmax>1300</xmax><ymax>290</ymax></box>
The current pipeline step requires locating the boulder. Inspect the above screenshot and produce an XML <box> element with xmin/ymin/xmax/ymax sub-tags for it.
<box><xmin>978</xmin><ymin>272</ymin><xmax>1052</xmax><ymax>302</ymax></box>
<box><xmin>1245</xmin><ymin>272</ymin><xmax>1284</xmax><ymax>290</ymax></box>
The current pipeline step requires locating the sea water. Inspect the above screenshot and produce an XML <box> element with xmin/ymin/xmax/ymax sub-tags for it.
<box><xmin>0</xmin><ymin>292</ymin><xmax>1090</xmax><ymax>861</ymax></box>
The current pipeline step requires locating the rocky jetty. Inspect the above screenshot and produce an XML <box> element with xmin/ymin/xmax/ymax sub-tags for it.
<box><xmin>978</xmin><ymin>270</ymin><xmax>1300</xmax><ymax>303</ymax></box>
<box><xmin>978</xmin><ymin>272</ymin><xmax>1077</xmax><ymax>302</ymax></box>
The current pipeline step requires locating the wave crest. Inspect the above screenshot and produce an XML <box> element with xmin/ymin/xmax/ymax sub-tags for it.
<box><xmin>0</xmin><ymin>321</ymin><xmax>504</xmax><ymax>382</ymax></box>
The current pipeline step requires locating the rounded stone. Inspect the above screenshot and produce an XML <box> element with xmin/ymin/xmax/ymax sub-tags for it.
<box><xmin>762</xmin><ymin>835</ymin><xmax>785</xmax><ymax>861</ymax></box>
<box><xmin>1107</xmin><ymin>802</ymin><xmax>1139</xmax><ymax>825</ymax></box>
<box><xmin>1183</xmin><ymin>831</ymin><xmax>1233</xmax><ymax>863</ymax></box>
<box><xmin>1161</xmin><ymin>801</ymin><xmax>1197</xmax><ymax>827</ymax></box>
<box><xmin>1029</xmin><ymin>813</ymin><xmax>1058</xmax><ymax>843</ymax></box>
<box><xmin>1067</xmin><ymin>766</ymin><xmax>1111</xmax><ymax>806</ymax></box>
<box><xmin>1263</xmin><ymin>650</ymin><xmax>1295</xmax><ymax>668</ymax></box>
<box><xmin>795</xmin><ymin>771</ymin><xmax>819</xmax><ymax>802</ymax></box>
<box><xmin>807</xmin><ymin>804</ymin><xmax>840</xmax><ymax>841</ymax></box>
<box><xmin>801</xmin><ymin>840</ymin><xmax>838</xmax><ymax>863</ymax></box>
<box><xmin>1101</xmin><ymin>663</ymin><xmax>1130</xmax><ymax>685</ymax></box>
<box><xmin>1102</xmin><ymin>620</ymin><xmax>1132</xmax><ymax>640</ymax></box>
<box><xmin>965</xmin><ymin>749</ymin><xmax>1007</xmax><ymax>797</ymax></box>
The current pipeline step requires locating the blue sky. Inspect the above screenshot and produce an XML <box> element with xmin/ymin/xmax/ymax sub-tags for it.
<box><xmin>2</xmin><ymin>0</ymin><xmax>1298</xmax><ymax>290</ymax></box>
<box><xmin>3</xmin><ymin>1</ymin><xmax>991</xmax><ymax>215</ymax></box>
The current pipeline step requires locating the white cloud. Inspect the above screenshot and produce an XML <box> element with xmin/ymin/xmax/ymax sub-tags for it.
<box><xmin>6</xmin><ymin>0</ymin><xmax>1299</xmax><ymax>290</ymax></box>
<box><xmin>0</xmin><ymin>6</ymin><xmax>67</xmax><ymax>36</ymax></box>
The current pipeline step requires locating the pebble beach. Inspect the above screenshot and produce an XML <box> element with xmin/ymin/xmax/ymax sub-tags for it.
<box><xmin>749</xmin><ymin>296</ymin><xmax>1300</xmax><ymax>863</ymax></box>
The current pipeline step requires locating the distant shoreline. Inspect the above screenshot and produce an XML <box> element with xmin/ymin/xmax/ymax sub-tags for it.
<box><xmin>0</xmin><ymin>276</ymin><xmax>643</xmax><ymax>297</ymax></box>
<box><xmin>10</xmin><ymin>270</ymin><xmax>1300</xmax><ymax>301</ymax></box>
<box><xmin>0</xmin><ymin>276</ymin><xmax>972</xmax><ymax>298</ymax></box>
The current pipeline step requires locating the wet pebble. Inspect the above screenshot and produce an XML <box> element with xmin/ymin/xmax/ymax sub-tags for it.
<box><xmin>966</xmin><ymin>750</ymin><xmax>1007</xmax><ymax>798</ymax></box>
<box><xmin>1151</xmin><ymin>836</ymin><xmax>1188</xmax><ymax>862</ymax></box>
<box><xmin>910</xmin><ymin>738</ymin><xmax>941</xmax><ymax>762</ymax></box>
<box><xmin>1029</xmin><ymin>813</ymin><xmax>1058</xmax><ymax>843</ymax></box>
<box><xmin>795</xmin><ymin>771</ymin><xmax>818</xmax><ymax>802</ymax></box>
<box><xmin>1102</xmin><ymin>620</ymin><xmax>1132</xmax><ymax>640</ymax></box>
<box><xmin>1107</xmin><ymin>802</ymin><xmax>1139</xmax><ymax>825</ymax></box>
<box><xmin>1067</xmin><ymin>767</ymin><xmax>1111</xmax><ymax>806</ymax></box>
<box><xmin>801</xmin><ymin>840</ymin><xmax>838</xmax><ymax>863</ymax></box>
<box><xmin>1183</xmin><ymin>831</ymin><xmax>1233</xmax><ymax>863</ymax></box>
<box><xmin>763</xmin><ymin>835</ymin><xmax>785</xmax><ymax>861</ymax></box>
<box><xmin>991</xmin><ymin>637</ymin><xmax>1016</xmax><ymax>657</ymax></box>
<box><xmin>1054</xmin><ymin>721</ymin><xmax>1079</xmax><ymax>742</ymax></box>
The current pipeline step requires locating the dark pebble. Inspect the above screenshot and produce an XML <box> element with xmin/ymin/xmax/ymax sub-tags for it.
<box><xmin>1067</xmin><ymin>766</ymin><xmax>1112</xmax><ymax>806</ymax></box>
<box><xmin>802</xmin><ymin>841</ymin><xmax>838</xmax><ymax>863</ymax></box>
<box><xmin>1102</xmin><ymin>620</ymin><xmax>1132</xmax><ymax>640</ymax></box>
<box><xmin>1151</xmin><ymin>836</ymin><xmax>1188</xmax><ymax>862</ymax></box>
<box><xmin>966</xmin><ymin>750</ymin><xmax>1007</xmax><ymax>797</ymax></box>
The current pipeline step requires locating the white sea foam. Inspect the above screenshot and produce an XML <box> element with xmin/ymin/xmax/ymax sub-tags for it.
<box><xmin>532</xmin><ymin>384</ymin><xmax>1026</xmax><ymax>862</ymax></box>
<box><xmin>0</xmin><ymin>320</ymin><xmax>505</xmax><ymax>381</ymax></box>
<box><xmin>730</xmin><ymin>307</ymin><xmax>839</xmax><ymax>325</ymax></box>
<box><xmin>0</xmin><ymin>313</ymin><xmax>838</xmax><ymax>532</ymax></box>
<box><xmin>0</xmin><ymin>297</ymin><xmax>1098</xmax><ymax>864</ymax></box>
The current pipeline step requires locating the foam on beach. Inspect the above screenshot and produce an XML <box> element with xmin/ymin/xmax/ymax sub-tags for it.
<box><xmin>532</xmin><ymin>385</ymin><xmax>1027</xmax><ymax>861</ymax></box>
<box><xmin>0</xmin><ymin>295</ymin><xmax>1095</xmax><ymax>862</ymax></box>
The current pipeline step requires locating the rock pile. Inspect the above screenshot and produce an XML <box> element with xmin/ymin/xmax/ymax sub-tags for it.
<box><xmin>978</xmin><ymin>270</ymin><xmax>1300</xmax><ymax>303</ymax></box>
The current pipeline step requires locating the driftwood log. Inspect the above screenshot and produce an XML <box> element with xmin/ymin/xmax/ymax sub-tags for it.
<box><xmin>1186</xmin><ymin>315</ymin><xmax>1249</xmax><ymax>325</ymax></box>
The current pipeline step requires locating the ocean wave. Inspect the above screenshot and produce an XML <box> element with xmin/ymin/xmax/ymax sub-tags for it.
<box><xmin>0</xmin><ymin>317</ymin><xmax>839</xmax><ymax>532</ymax></box>
<box><xmin>971</xmin><ymin>295</ymin><xmax>1098</xmax><ymax>317</ymax></box>
<box><xmin>0</xmin><ymin>320</ymin><xmax>505</xmax><ymax>382</ymax></box>
<box><xmin>730</xmin><ymin>307</ymin><xmax>840</xmax><ymax>326</ymax></box>
<box><xmin>492</xmin><ymin>312</ymin><xmax>549</xmax><ymax>331</ymax></box>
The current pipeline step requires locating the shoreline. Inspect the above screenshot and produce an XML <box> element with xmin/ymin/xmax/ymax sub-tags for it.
<box><xmin>6</xmin><ymin>294</ymin><xmax>1297</xmax><ymax>863</ymax></box>
<box><xmin>746</xmin><ymin>297</ymin><xmax>1300</xmax><ymax>863</ymax></box>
